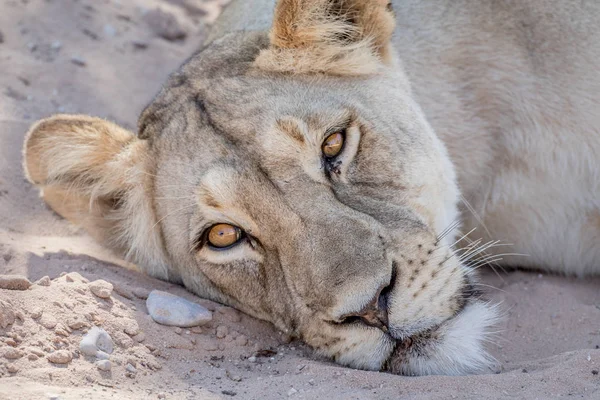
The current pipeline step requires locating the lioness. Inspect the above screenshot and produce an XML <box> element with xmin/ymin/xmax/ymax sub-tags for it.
<box><xmin>22</xmin><ymin>0</ymin><xmax>600</xmax><ymax>376</ymax></box>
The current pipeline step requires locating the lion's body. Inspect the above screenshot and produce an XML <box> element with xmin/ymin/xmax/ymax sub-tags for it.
<box><xmin>22</xmin><ymin>0</ymin><xmax>600</xmax><ymax>376</ymax></box>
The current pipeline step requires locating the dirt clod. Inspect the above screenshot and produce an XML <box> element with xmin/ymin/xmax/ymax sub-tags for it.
<box><xmin>0</xmin><ymin>274</ymin><xmax>31</xmax><ymax>290</ymax></box>
<box><xmin>47</xmin><ymin>350</ymin><xmax>72</xmax><ymax>364</ymax></box>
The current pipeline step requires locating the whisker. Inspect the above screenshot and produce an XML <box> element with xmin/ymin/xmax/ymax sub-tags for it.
<box><xmin>460</xmin><ymin>194</ymin><xmax>492</xmax><ymax>239</ymax></box>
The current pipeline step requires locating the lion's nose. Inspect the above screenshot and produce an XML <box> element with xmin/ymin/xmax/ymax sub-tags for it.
<box><xmin>356</xmin><ymin>304</ymin><xmax>390</xmax><ymax>333</ymax></box>
<box><xmin>338</xmin><ymin>278</ymin><xmax>393</xmax><ymax>333</ymax></box>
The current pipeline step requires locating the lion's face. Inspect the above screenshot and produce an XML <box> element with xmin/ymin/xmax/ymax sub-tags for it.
<box><xmin>23</xmin><ymin>0</ymin><xmax>498</xmax><ymax>375</ymax></box>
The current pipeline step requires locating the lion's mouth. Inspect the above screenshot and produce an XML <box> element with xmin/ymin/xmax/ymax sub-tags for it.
<box><xmin>382</xmin><ymin>301</ymin><xmax>500</xmax><ymax>376</ymax></box>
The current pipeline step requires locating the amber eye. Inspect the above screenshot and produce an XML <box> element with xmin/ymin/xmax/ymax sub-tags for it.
<box><xmin>207</xmin><ymin>224</ymin><xmax>243</xmax><ymax>249</ymax></box>
<box><xmin>322</xmin><ymin>131</ymin><xmax>345</xmax><ymax>158</ymax></box>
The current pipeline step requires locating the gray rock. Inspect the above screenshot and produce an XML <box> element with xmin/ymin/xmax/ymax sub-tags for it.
<box><xmin>146</xmin><ymin>290</ymin><xmax>212</xmax><ymax>327</ymax></box>
<box><xmin>125</xmin><ymin>363</ymin><xmax>137</xmax><ymax>373</ymax></box>
<box><xmin>80</xmin><ymin>327</ymin><xmax>113</xmax><ymax>356</ymax></box>
<box><xmin>96</xmin><ymin>350</ymin><xmax>110</xmax><ymax>360</ymax></box>
<box><xmin>96</xmin><ymin>359</ymin><xmax>112</xmax><ymax>371</ymax></box>
<box><xmin>70</xmin><ymin>55</ymin><xmax>87</xmax><ymax>67</ymax></box>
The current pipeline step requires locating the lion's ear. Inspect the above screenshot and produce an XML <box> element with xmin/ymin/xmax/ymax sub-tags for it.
<box><xmin>255</xmin><ymin>0</ymin><xmax>396</xmax><ymax>75</ymax></box>
<box><xmin>23</xmin><ymin>115</ymin><xmax>172</xmax><ymax>280</ymax></box>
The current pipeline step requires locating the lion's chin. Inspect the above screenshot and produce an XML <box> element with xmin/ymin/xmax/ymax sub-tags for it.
<box><xmin>384</xmin><ymin>301</ymin><xmax>501</xmax><ymax>376</ymax></box>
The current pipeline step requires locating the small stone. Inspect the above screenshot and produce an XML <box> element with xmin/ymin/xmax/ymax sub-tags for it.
<box><xmin>122</xmin><ymin>318</ymin><xmax>140</xmax><ymax>336</ymax></box>
<box><xmin>204</xmin><ymin>343</ymin><xmax>218</xmax><ymax>351</ymax></box>
<box><xmin>96</xmin><ymin>350</ymin><xmax>110</xmax><ymax>360</ymax></box>
<box><xmin>157</xmin><ymin>393</ymin><xmax>166</xmax><ymax>399</ymax></box>
<box><xmin>103</xmin><ymin>24</ymin><xmax>117</xmax><ymax>37</ymax></box>
<box><xmin>67</xmin><ymin>317</ymin><xmax>89</xmax><ymax>330</ymax></box>
<box><xmin>40</xmin><ymin>314</ymin><xmax>58</xmax><ymax>329</ymax></box>
<box><xmin>126</xmin><ymin>363</ymin><xmax>137</xmax><ymax>373</ymax></box>
<box><xmin>113</xmin><ymin>331</ymin><xmax>135</xmax><ymax>348</ymax></box>
<box><xmin>221</xmin><ymin>390</ymin><xmax>237</xmax><ymax>397</ymax></box>
<box><xmin>174</xmin><ymin>327</ymin><xmax>182</xmax><ymax>335</ymax></box>
<box><xmin>593</xmin><ymin>370</ymin><xmax>599</xmax><ymax>375</ymax></box>
<box><xmin>7</xmin><ymin>364</ymin><xmax>19</xmax><ymax>373</ymax></box>
<box><xmin>29</xmin><ymin>347</ymin><xmax>45</xmax><ymax>357</ymax></box>
<box><xmin>80</xmin><ymin>327</ymin><xmax>114</xmax><ymax>356</ymax></box>
<box><xmin>144</xmin><ymin>9</ymin><xmax>187</xmax><ymax>41</ymax></box>
<box><xmin>146</xmin><ymin>290</ymin><xmax>212</xmax><ymax>327</ymax></box>
<box><xmin>287</xmin><ymin>388</ymin><xmax>297</xmax><ymax>397</ymax></box>
<box><xmin>5</xmin><ymin>338</ymin><xmax>17</xmax><ymax>347</ymax></box>
<box><xmin>132</xmin><ymin>287</ymin><xmax>150</xmax><ymax>299</ymax></box>
<box><xmin>4</xmin><ymin>348</ymin><xmax>24</xmax><ymax>359</ymax></box>
<box><xmin>0</xmin><ymin>300</ymin><xmax>16</xmax><ymax>328</ymax></box>
<box><xmin>70</xmin><ymin>55</ymin><xmax>87</xmax><ymax>67</ymax></box>
<box><xmin>30</xmin><ymin>307</ymin><xmax>43</xmax><ymax>319</ymax></box>
<box><xmin>35</xmin><ymin>276</ymin><xmax>51</xmax><ymax>286</ymax></box>
<box><xmin>54</xmin><ymin>324</ymin><xmax>70</xmax><ymax>337</ymax></box>
<box><xmin>64</xmin><ymin>272</ymin><xmax>86</xmax><ymax>283</ymax></box>
<box><xmin>89</xmin><ymin>280</ymin><xmax>113</xmax><ymax>299</ymax></box>
<box><xmin>308</xmin><ymin>379</ymin><xmax>315</xmax><ymax>385</ymax></box>
<box><xmin>247</xmin><ymin>356</ymin><xmax>256</xmax><ymax>363</ymax></box>
<box><xmin>133</xmin><ymin>332</ymin><xmax>145</xmax><ymax>343</ymax></box>
<box><xmin>47</xmin><ymin>350</ymin><xmax>72</xmax><ymax>364</ymax></box>
<box><xmin>190</xmin><ymin>326</ymin><xmax>203</xmax><ymax>334</ymax></box>
<box><xmin>113</xmin><ymin>284</ymin><xmax>134</xmax><ymax>300</ymax></box>
<box><xmin>216</xmin><ymin>325</ymin><xmax>229</xmax><ymax>339</ymax></box>
<box><xmin>0</xmin><ymin>274</ymin><xmax>31</xmax><ymax>290</ymax></box>
<box><xmin>28</xmin><ymin>353</ymin><xmax>39</xmax><ymax>361</ymax></box>
<box><xmin>96</xmin><ymin>360</ymin><xmax>112</xmax><ymax>371</ymax></box>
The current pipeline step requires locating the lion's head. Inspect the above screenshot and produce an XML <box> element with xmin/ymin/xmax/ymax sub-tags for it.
<box><xmin>23</xmin><ymin>0</ymin><xmax>498</xmax><ymax>375</ymax></box>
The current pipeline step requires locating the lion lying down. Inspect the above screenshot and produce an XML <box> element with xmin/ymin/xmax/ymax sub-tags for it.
<box><xmin>22</xmin><ymin>0</ymin><xmax>600</xmax><ymax>376</ymax></box>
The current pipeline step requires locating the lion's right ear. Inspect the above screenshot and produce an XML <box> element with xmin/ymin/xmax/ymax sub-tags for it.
<box><xmin>256</xmin><ymin>0</ymin><xmax>396</xmax><ymax>75</ymax></box>
<box><xmin>23</xmin><ymin>115</ymin><xmax>171</xmax><ymax>280</ymax></box>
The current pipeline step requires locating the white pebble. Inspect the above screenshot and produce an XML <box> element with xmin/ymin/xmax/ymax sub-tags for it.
<box><xmin>146</xmin><ymin>290</ymin><xmax>212</xmax><ymax>327</ymax></box>
<box><xmin>80</xmin><ymin>327</ymin><xmax>113</xmax><ymax>356</ymax></box>
<box><xmin>96</xmin><ymin>360</ymin><xmax>112</xmax><ymax>371</ymax></box>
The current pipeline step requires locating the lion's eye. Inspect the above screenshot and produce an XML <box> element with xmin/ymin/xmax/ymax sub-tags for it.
<box><xmin>207</xmin><ymin>224</ymin><xmax>243</xmax><ymax>249</ymax></box>
<box><xmin>322</xmin><ymin>131</ymin><xmax>345</xmax><ymax>158</ymax></box>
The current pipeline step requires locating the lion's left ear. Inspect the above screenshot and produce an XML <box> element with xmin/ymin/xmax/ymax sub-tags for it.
<box><xmin>23</xmin><ymin>114</ymin><xmax>172</xmax><ymax>281</ymax></box>
<box><xmin>255</xmin><ymin>0</ymin><xmax>396</xmax><ymax>75</ymax></box>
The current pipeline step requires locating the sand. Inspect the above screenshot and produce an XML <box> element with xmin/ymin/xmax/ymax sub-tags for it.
<box><xmin>0</xmin><ymin>0</ymin><xmax>599</xmax><ymax>398</ymax></box>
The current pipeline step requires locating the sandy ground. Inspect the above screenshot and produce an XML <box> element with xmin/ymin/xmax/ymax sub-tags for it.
<box><xmin>1</xmin><ymin>0</ymin><xmax>599</xmax><ymax>398</ymax></box>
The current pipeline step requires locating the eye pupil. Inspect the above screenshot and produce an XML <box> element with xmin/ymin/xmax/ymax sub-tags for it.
<box><xmin>207</xmin><ymin>224</ymin><xmax>242</xmax><ymax>248</ymax></box>
<box><xmin>322</xmin><ymin>131</ymin><xmax>344</xmax><ymax>158</ymax></box>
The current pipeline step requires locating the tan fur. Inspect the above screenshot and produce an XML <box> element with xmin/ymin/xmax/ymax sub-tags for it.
<box><xmin>22</xmin><ymin>0</ymin><xmax>600</xmax><ymax>376</ymax></box>
<box><xmin>255</xmin><ymin>0</ymin><xmax>395</xmax><ymax>75</ymax></box>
